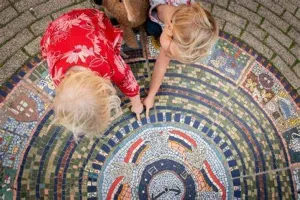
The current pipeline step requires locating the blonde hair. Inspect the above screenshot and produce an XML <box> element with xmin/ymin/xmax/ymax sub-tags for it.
<box><xmin>52</xmin><ymin>69</ymin><xmax>121</xmax><ymax>140</ymax></box>
<box><xmin>171</xmin><ymin>3</ymin><xmax>219</xmax><ymax>63</ymax></box>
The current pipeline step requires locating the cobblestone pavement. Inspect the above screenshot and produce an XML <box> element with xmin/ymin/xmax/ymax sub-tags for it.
<box><xmin>0</xmin><ymin>0</ymin><xmax>299</xmax><ymax>93</ymax></box>
<box><xmin>0</xmin><ymin>0</ymin><xmax>300</xmax><ymax>199</ymax></box>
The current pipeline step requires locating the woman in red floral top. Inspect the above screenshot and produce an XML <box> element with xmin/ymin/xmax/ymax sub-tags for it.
<box><xmin>41</xmin><ymin>9</ymin><xmax>143</xmax><ymax>138</ymax></box>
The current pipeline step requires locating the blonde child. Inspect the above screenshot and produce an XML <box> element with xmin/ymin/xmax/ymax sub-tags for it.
<box><xmin>41</xmin><ymin>9</ymin><xmax>143</xmax><ymax>139</ymax></box>
<box><xmin>143</xmin><ymin>1</ymin><xmax>219</xmax><ymax>117</ymax></box>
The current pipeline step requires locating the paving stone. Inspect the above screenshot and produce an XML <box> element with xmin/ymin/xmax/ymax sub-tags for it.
<box><xmin>287</xmin><ymin>0</ymin><xmax>300</xmax><ymax>7</ymax></box>
<box><xmin>255</xmin><ymin>0</ymin><xmax>285</xmax><ymax>15</ymax></box>
<box><xmin>272</xmin><ymin>56</ymin><xmax>300</xmax><ymax>88</ymax></box>
<box><xmin>228</xmin><ymin>1</ymin><xmax>262</xmax><ymax>25</ymax></box>
<box><xmin>24</xmin><ymin>36</ymin><xmax>41</xmax><ymax>56</ymax></box>
<box><xmin>277</xmin><ymin>0</ymin><xmax>297</xmax><ymax>14</ymax></box>
<box><xmin>293</xmin><ymin>63</ymin><xmax>300</xmax><ymax>78</ymax></box>
<box><xmin>246</xmin><ymin>23</ymin><xmax>267</xmax><ymax>40</ymax></box>
<box><xmin>0</xmin><ymin>11</ymin><xmax>35</xmax><ymax>44</ymax></box>
<box><xmin>224</xmin><ymin>21</ymin><xmax>241</xmax><ymax>37</ymax></box>
<box><xmin>283</xmin><ymin>11</ymin><xmax>300</xmax><ymax>32</ymax></box>
<box><xmin>212</xmin><ymin>5</ymin><xmax>247</xmax><ymax>28</ymax></box>
<box><xmin>261</xmin><ymin>20</ymin><xmax>293</xmax><ymax>48</ymax></box>
<box><xmin>32</xmin><ymin>0</ymin><xmax>74</xmax><ymax>18</ymax></box>
<box><xmin>51</xmin><ymin>0</ymin><xmax>91</xmax><ymax>19</ymax></box>
<box><xmin>0</xmin><ymin>6</ymin><xmax>17</xmax><ymax>25</ymax></box>
<box><xmin>290</xmin><ymin>45</ymin><xmax>300</xmax><ymax>59</ymax></box>
<box><xmin>257</xmin><ymin>6</ymin><xmax>289</xmax><ymax>32</ymax></box>
<box><xmin>266</xmin><ymin>36</ymin><xmax>296</xmax><ymax>66</ymax></box>
<box><xmin>0</xmin><ymin>29</ymin><xmax>33</xmax><ymax>64</ymax></box>
<box><xmin>14</xmin><ymin>0</ymin><xmax>47</xmax><ymax>13</ymax></box>
<box><xmin>296</xmin><ymin>8</ymin><xmax>300</xmax><ymax>19</ymax></box>
<box><xmin>241</xmin><ymin>31</ymin><xmax>273</xmax><ymax>59</ymax></box>
<box><xmin>216</xmin><ymin>0</ymin><xmax>228</xmax><ymax>8</ymax></box>
<box><xmin>0</xmin><ymin>0</ymin><xmax>9</xmax><ymax>11</ymax></box>
<box><xmin>234</xmin><ymin>0</ymin><xmax>259</xmax><ymax>12</ymax></box>
<box><xmin>215</xmin><ymin>17</ymin><xmax>225</xmax><ymax>29</ymax></box>
<box><xmin>200</xmin><ymin>1</ymin><xmax>212</xmax><ymax>12</ymax></box>
<box><xmin>287</xmin><ymin>28</ymin><xmax>300</xmax><ymax>46</ymax></box>
<box><xmin>0</xmin><ymin>50</ymin><xmax>28</xmax><ymax>85</ymax></box>
<box><xmin>30</xmin><ymin>16</ymin><xmax>52</xmax><ymax>36</ymax></box>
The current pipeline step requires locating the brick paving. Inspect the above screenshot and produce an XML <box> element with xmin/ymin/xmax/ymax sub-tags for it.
<box><xmin>0</xmin><ymin>0</ymin><xmax>299</xmax><ymax>93</ymax></box>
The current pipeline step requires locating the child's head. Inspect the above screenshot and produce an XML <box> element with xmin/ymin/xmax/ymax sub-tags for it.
<box><xmin>160</xmin><ymin>3</ymin><xmax>219</xmax><ymax>63</ymax></box>
<box><xmin>53</xmin><ymin>69</ymin><xmax>121</xmax><ymax>140</ymax></box>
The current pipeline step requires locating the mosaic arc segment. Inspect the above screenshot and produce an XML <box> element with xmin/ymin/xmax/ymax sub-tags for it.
<box><xmin>0</xmin><ymin>33</ymin><xmax>299</xmax><ymax>199</ymax></box>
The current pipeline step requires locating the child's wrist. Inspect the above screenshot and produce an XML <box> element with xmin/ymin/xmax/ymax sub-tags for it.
<box><xmin>147</xmin><ymin>93</ymin><xmax>156</xmax><ymax>99</ymax></box>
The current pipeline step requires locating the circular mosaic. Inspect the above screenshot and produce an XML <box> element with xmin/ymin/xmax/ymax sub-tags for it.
<box><xmin>99</xmin><ymin>125</ymin><xmax>232</xmax><ymax>199</ymax></box>
<box><xmin>0</xmin><ymin>32</ymin><xmax>299</xmax><ymax>199</ymax></box>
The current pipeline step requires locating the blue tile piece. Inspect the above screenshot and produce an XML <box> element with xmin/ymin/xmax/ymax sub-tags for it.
<box><xmin>101</xmin><ymin>144</ymin><xmax>110</xmax><ymax>154</ymax></box>
<box><xmin>108</xmin><ymin>139</ymin><xmax>116</xmax><ymax>147</ymax></box>
<box><xmin>192</xmin><ymin>120</ymin><xmax>200</xmax><ymax>129</ymax></box>
<box><xmin>184</xmin><ymin>116</ymin><xmax>191</xmax><ymax>125</ymax></box>
<box><xmin>166</xmin><ymin>112</ymin><xmax>172</xmax><ymax>121</ymax></box>
<box><xmin>224</xmin><ymin>150</ymin><xmax>233</xmax><ymax>158</ymax></box>
<box><xmin>87</xmin><ymin>186</ymin><xmax>97</xmax><ymax>192</ymax></box>
<box><xmin>157</xmin><ymin>113</ymin><xmax>163</xmax><ymax>122</ymax></box>
<box><xmin>233</xmin><ymin>178</ymin><xmax>241</xmax><ymax>186</ymax></box>
<box><xmin>174</xmin><ymin>113</ymin><xmax>181</xmax><ymax>122</ymax></box>
<box><xmin>228</xmin><ymin>160</ymin><xmax>237</xmax><ymax>167</ymax></box>
<box><xmin>213</xmin><ymin>136</ymin><xmax>221</xmax><ymax>144</ymax></box>
<box><xmin>132</xmin><ymin>121</ymin><xmax>139</xmax><ymax>129</ymax></box>
<box><xmin>150</xmin><ymin>115</ymin><xmax>156</xmax><ymax>123</ymax></box>
<box><xmin>4</xmin><ymin>82</ymin><xmax>13</xmax><ymax>89</ymax></box>
<box><xmin>234</xmin><ymin>190</ymin><xmax>241</xmax><ymax>198</ymax></box>
<box><xmin>141</xmin><ymin>117</ymin><xmax>148</xmax><ymax>125</ymax></box>
<box><xmin>11</xmin><ymin>75</ymin><xmax>20</xmax><ymax>83</ymax></box>
<box><xmin>201</xmin><ymin>126</ymin><xmax>209</xmax><ymax>133</ymax></box>
<box><xmin>207</xmin><ymin>129</ymin><xmax>214</xmax><ymax>137</ymax></box>
<box><xmin>0</xmin><ymin>89</ymin><xmax>7</xmax><ymax>97</ymax></box>
<box><xmin>124</xmin><ymin>126</ymin><xmax>130</xmax><ymax>133</ymax></box>
<box><xmin>18</xmin><ymin>70</ymin><xmax>26</xmax><ymax>77</ymax></box>
<box><xmin>115</xmin><ymin>132</ymin><xmax>123</xmax><ymax>139</ymax></box>
<box><xmin>96</xmin><ymin>154</ymin><xmax>105</xmax><ymax>162</ymax></box>
<box><xmin>220</xmin><ymin>142</ymin><xmax>227</xmax><ymax>150</ymax></box>
<box><xmin>231</xmin><ymin>169</ymin><xmax>240</xmax><ymax>178</ymax></box>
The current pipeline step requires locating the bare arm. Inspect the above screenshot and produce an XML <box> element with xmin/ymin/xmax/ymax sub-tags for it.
<box><xmin>143</xmin><ymin>51</ymin><xmax>170</xmax><ymax>117</ymax></box>
<box><xmin>148</xmin><ymin>51</ymin><xmax>170</xmax><ymax>98</ymax></box>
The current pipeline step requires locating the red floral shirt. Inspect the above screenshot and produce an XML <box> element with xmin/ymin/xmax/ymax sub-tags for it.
<box><xmin>41</xmin><ymin>9</ymin><xmax>139</xmax><ymax>97</ymax></box>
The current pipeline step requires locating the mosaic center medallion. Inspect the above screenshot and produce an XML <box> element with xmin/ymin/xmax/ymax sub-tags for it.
<box><xmin>98</xmin><ymin>125</ymin><xmax>232</xmax><ymax>199</ymax></box>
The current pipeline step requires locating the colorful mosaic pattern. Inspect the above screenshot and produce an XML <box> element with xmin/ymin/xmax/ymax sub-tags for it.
<box><xmin>0</xmin><ymin>31</ymin><xmax>299</xmax><ymax>199</ymax></box>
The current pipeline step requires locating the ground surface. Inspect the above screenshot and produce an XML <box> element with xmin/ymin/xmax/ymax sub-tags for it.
<box><xmin>0</xmin><ymin>0</ymin><xmax>300</xmax><ymax>199</ymax></box>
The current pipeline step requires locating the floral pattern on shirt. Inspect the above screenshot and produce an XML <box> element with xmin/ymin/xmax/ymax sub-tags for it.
<box><xmin>40</xmin><ymin>9</ymin><xmax>140</xmax><ymax>97</ymax></box>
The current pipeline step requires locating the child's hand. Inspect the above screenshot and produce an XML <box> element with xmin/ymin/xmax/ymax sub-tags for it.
<box><xmin>142</xmin><ymin>96</ymin><xmax>155</xmax><ymax>118</ymax></box>
<box><xmin>131</xmin><ymin>102</ymin><xmax>143</xmax><ymax>121</ymax></box>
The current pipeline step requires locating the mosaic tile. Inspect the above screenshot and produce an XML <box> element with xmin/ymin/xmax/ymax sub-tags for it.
<box><xmin>0</xmin><ymin>31</ymin><xmax>298</xmax><ymax>199</ymax></box>
<box><xmin>198</xmin><ymin>38</ymin><xmax>253</xmax><ymax>84</ymax></box>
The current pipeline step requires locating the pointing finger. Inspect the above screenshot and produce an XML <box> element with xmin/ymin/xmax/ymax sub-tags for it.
<box><xmin>136</xmin><ymin>113</ymin><xmax>141</xmax><ymax>122</ymax></box>
<box><xmin>146</xmin><ymin>107</ymin><xmax>150</xmax><ymax>119</ymax></box>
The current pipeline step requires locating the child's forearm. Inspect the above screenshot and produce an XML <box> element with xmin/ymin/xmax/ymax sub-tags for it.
<box><xmin>148</xmin><ymin>51</ymin><xmax>170</xmax><ymax>98</ymax></box>
<box><xmin>129</xmin><ymin>94</ymin><xmax>142</xmax><ymax>106</ymax></box>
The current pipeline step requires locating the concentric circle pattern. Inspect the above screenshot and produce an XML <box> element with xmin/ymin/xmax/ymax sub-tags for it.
<box><xmin>0</xmin><ymin>32</ymin><xmax>299</xmax><ymax>199</ymax></box>
<box><xmin>98</xmin><ymin>125</ymin><xmax>232</xmax><ymax>199</ymax></box>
